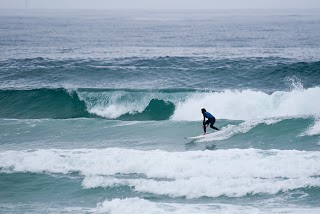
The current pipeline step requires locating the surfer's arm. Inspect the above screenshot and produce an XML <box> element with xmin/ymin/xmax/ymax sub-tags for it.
<box><xmin>202</xmin><ymin>115</ymin><xmax>207</xmax><ymax>133</ymax></box>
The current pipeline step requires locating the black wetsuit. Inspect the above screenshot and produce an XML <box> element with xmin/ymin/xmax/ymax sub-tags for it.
<box><xmin>203</xmin><ymin>112</ymin><xmax>219</xmax><ymax>133</ymax></box>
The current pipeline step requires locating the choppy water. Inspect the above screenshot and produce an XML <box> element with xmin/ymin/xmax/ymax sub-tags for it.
<box><xmin>1</xmin><ymin>9</ymin><xmax>320</xmax><ymax>214</ymax></box>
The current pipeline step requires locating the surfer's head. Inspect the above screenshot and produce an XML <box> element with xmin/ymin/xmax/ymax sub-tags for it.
<box><xmin>201</xmin><ymin>108</ymin><xmax>206</xmax><ymax>114</ymax></box>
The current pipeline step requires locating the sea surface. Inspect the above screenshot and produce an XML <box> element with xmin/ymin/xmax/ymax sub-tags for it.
<box><xmin>1</xmin><ymin>9</ymin><xmax>320</xmax><ymax>213</ymax></box>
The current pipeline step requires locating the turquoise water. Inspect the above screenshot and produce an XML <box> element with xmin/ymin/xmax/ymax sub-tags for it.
<box><xmin>1</xmin><ymin>9</ymin><xmax>320</xmax><ymax>214</ymax></box>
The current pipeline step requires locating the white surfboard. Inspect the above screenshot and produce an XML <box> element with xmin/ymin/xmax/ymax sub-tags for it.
<box><xmin>186</xmin><ymin>135</ymin><xmax>206</xmax><ymax>140</ymax></box>
<box><xmin>186</xmin><ymin>132</ymin><xmax>212</xmax><ymax>140</ymax></box>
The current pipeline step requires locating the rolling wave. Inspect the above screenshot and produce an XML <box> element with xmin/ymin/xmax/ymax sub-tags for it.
<box><xmin>0</xmin><ymin>85</ymin><xmax>319</xmax><ymax>121</ymax></box>
<box><xmin>0</xmin><ymin>88</ymin><xmax>90</xmax><ymax>119</ymax></box>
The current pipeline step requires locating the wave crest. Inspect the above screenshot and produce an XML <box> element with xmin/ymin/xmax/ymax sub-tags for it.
<box><xmin>172</xmin><ymin>86</ymin><xmax>320</xmax><ymax>121</ymax></box>
<box><xmin>0</xmin><ymin>85</ymin><xmax>319</xmax><ymax>121</ymax></box>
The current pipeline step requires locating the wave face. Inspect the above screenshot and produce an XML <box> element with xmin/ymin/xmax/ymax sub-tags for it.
<box><xmin>1</xmin><ymin>85</ymin><xmax>319</xmax><ymax>120</ymax></box>
<box><xmin>0</xmin><ymin>88</ymin><xmax>177</xmax><ymax>120</ymax></box>
<box><xmin>0</xmin><ymin>88</ymin><xmax>91</xmax><ymax>119</ymax></box>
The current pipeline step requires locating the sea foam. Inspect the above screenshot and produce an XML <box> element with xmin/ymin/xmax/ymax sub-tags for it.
<box><xmin>1</xmin><ymin>148</ymin><xmax>320</xmax><ymax>198</ymax></box>
<box><xmin>96</xmin><ymin>197</ymin><xmax>260</xmax><ymax>214</ymax></box>
<box><xmin>302</xmin><ymin>119</ymin><xmax>320</xmax><ymax>136</ymax></box>
<box><xmin>96</xmin><ymin>197</ymin><xmax>320</xmax><ymax>214</ymax></box>
<box><xmin>83</xmin><ymin>176</ymin><xmax>320</xmax><ymax>198</ymax></box>
<box><xmin>76</xmin><ymin>86</ymin><xmax>320</xmax><ymax>121</ymax></box>
<box><xmin>172</xmin><ymin>86</ymin><xmax>320</xmax><ymax>121</ymax></box>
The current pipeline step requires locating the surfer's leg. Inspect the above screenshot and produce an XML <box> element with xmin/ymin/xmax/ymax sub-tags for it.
<box><xmin>209</xmin><ymin>118</ymin><xmax>220</xmax><ymax>131</ymax></box>
<box><xmin>210</xmin><ymin>123</ymin><xmax>219</xmax><ymax>131</ymax></box>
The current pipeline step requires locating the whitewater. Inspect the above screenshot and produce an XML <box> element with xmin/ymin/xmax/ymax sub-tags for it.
<box><xmin>1</xmin><ymin>9</ymin><xmax>320</xmax><ymax>214</ymax></box>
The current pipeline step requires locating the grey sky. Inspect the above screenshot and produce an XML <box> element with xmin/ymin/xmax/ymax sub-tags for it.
<box><xmin>1</xmin><ymin>0</ymin><xmax>320</xmax><ymax>10</ymax></box>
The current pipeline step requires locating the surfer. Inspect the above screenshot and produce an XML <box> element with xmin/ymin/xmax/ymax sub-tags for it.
<box><xmin>201</xmin><ymin>108</ymin><xmax>219</xmax><ymax>134</ymax></box>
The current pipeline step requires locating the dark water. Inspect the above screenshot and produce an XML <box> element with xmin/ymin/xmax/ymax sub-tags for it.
<box><xmin>0</xmin><ymin>9</ymin><xmax>320</xmax><ymax>214</ymax></box>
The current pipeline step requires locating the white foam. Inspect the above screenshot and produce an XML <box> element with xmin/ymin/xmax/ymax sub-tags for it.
<box><xmin>172</xmin><ymin>87</ymin><xmax>320</xmax><ymax>121</ymax></box>
<box><xmin>1</xmin><ymin>148</ymin><xmax>320</xmax><ymax>198</ymax></box>
<box><xmin>78</xmin><ymin>90</ymin><xmax>149</xmax><ymax>119</ymax></box>
<box><xmin>1</xmin><ymin>148</ymin><xmax>320</xmax><ymax>178</ymax></box>
<box><xmin>96</xmin><ymin>198</ymin><xmax>169</xmax><ymax>214</ymax></box>
<box><xmin>96</xmin><ymin>197</ymin><xmax>320</xmax><ymax>214</ymax></box>
<box><xmin>96</xmin><ymin>198</ymin><xmax>262</xmax><ymax>214</ymax></box>
<box><xmin>77</xmin><ymin>90</ymin><xmax>186</xmax><ymax>119</ymax></box>
<box><xmin>83</xmin><ymin>176</ymin><xmax>320</xmax><ymax>198</ymax></box>
<box><xmin>97</xmin><ymin>198</ymin><xmax>260</xmax><ymax>214</ymax></box>
<box><xmin>302</xmin><ymin>119</ymin><xmax>320</xmax><ymax>136</ymax></box>
<box><xmin>73</xmin><ymin>85</ymin><xmax>320</xmax><ymax>120</ymax></box>
<box><xmin>89</xmin><ymin>104</ymin><xmax>144</xmax><ymax>119</ymax></box>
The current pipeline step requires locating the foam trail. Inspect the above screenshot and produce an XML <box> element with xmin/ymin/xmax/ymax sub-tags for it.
<box><xmin>197</xmin><ymin>118</ymin><xmax>281</xmax><ymax>142</ymax></box>
<box><xmin>172</xmin><ymin>87</ymin><xmax>320</xmax><ymax>121</ymax></box>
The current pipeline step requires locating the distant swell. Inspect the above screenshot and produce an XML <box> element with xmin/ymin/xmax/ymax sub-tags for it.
<box><xmin>1</xmin><ymin>57</ymin><xmax>320</xmax><ymax>90</ymax></box>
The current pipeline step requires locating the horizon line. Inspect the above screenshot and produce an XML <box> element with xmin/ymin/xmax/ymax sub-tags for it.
<box><xmin>1</xmin><ymin>7</ymin><xmax>320</xmax><ymax>10</ymax></box>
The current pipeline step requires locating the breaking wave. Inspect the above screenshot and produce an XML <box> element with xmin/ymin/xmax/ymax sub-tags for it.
<box><xmin>0</xmin><ymin>85</ymin><xmax>319</xmax><ymax>121</ymax></box>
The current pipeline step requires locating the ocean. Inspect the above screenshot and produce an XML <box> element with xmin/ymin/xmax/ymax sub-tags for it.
<box><xmin>0</xmin><ymin>9</ymin><xmax>320</xmax><ymax>213</ymax></box>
